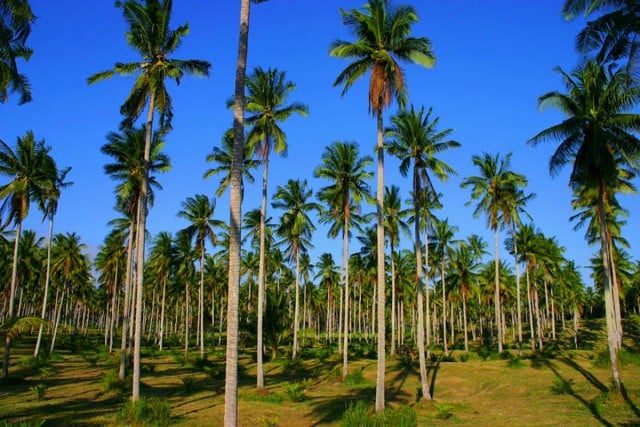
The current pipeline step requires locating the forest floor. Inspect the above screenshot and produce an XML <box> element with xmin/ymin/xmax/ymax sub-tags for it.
<box><xmin>1</xmin><ymin>319</ymin><xmax>640</xmax><ymax>426</ymax></box>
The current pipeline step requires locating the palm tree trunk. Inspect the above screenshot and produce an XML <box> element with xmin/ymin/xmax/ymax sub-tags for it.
<box><xmin>390</xmin><ymin>243</ymin><xmax>396</xmax><ymax>357</ymax></box>
<box><xmin>159</xmin><ymin>275</ymin><xmax>167</xmax><ymax>351</ymax></box>
<box><xmin>608</xmin><ymin>243</ymin><xmax>623</xmax><ymax>349</ymax></box>
<box><xmin>2</xmin><ymin>221</ymin><xmax>22</xmax><ymax>378</ymax></box>
<box><xmin>185</xmin><ymin>278</ymin><xmax>190</xmax><ymax>357</ymax></box>
<box><xmin>425</xmin><ymin>230</ymin><xmax>431</xmax><ymax>358</ymax></box>
<box><xmin>200</xmin><ymin>246</ymin><xmax>206</xmax><ymax>359</ymax></box>
<box><xmin>441</xmin><ymin>255</ymin><xmax>448</xmax><ymax>355</ymax></box>
<box><xmin>596</xmin><ymin>183</ymin><xmax>621</xmax><ymax>390</ymax></box>
<box><xmin>526</xmin><ymin>266</ymin><xmax>535</xmax><ymax>351</ymax></box>
<box><xmin>225</xmin><ymin>0</ymin><xmax>251</xmax><ymax>422</ymax></box>
<box><xmin>35</xmin><ymin>217</ymin><xmax>55</xmax><ymax>359</ymax></box>
<box><xmin>375</xmin><ymin>108</ymin><xmax>386</xmax><ymax>413</ymax></box>
<box><xmin>415</xmin><ymin>202</ymin><xmax>431</xmax><ymax>400</ymax></box>
<box><xmin>292</xmin><ymin>249</ymin><xmax>301</xmax><ymax>360</ymax></box>
<box><xmin>109</xmin><ymin>268</ymin><xmax>118</xmax><ymax>354</ymax></box>
<box><xmin>342</xmin><ymin>215</ymin><xmax>350</xmax><ymax>379</ymax></box>
<box><xmin>49</xmin><ymin>284</ymin><xmax>65</xmax><ymax>354</ymax></box>
<box><xmin>132</xmin><ymin>91</ymin><xmax>156</xmax><ymax>401</ymax></box>
<box><xmin>493</xmin><ymin>228</ymin><xmax>503</xmax><ymax>353</ymax></box>
<box><xmin>256</xmin><ymin>138</ymin><xmax>270</xmax><ymax>388</ymax></box>
<box><xmin>120</xmin><ymin>220</ymin><xmax>135</xmax><ymax>382</ymax></box>
<box><xmin>512</xmin><ymin>227</ymin><xmax>523</xmax><ymax>356</ymax></box>
<box><xmin>463</xmin><ymin>292</ymin><xmax>469</xmax><ymax>353</ymax></box>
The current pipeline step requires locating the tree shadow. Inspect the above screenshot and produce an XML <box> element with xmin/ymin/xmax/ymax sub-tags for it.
<box><xmin>539</xmin><ymin>358</ymin><xmax>612</xmax><ymax>427</ymax></box>
<box><xmin>558</xmin><ymin>357</ymin><xmax>608</xmax><ymax>393</ymax></box>
<box><xmin>307</xmin><ymin>385</ymin><xmax>376</xmax><ymax>425</ymax></box>
<box><xmin>620</xmin><ymin>383</ymin><xmax>640</xmax><ymax>420</ymax></box>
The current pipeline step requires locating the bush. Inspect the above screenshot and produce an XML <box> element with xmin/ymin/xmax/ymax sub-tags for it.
<box><xmin>550</xmin><ymin>377</ymin><xmax>574</xmax><ymax>395</ymax></box>
<box><xmin>341</xmin><ymin>401</ymin><xmax>418</xmax><ymax>427</ymax></box>
<box><xmin>101</xmin><ymin>369</ymin><xmax>130</xmax><ymax>393</ymax></box>
<box><xmin>0</xmin><ymin>421</ymin><xmax>45</xmax><ymax>427</ymax></box>
<box><xmin>505</xmin><ymin>355</ymin><xmax>525</xmax><ymax>369</ymax></box>
<box><xmin>30</xmin><ymin>383</ymin><xmax>47</xmax><ymax>401</ymax></box>
<box><xmin>181</xmin><ymin>376</ymin><xmax>198</xmax><ymax>394</ymax></box>
<box><xmin>82</xmin><ymin>352</ymin><xmax>101</xmax><ymax>367</ymax></box>
<box><xmin>459</xmin><ymin>353</ymin><xmax>470</xmax><ymax>362</ymax></box>
<box><xmin>117</xmin><ymin>397</ymin><xmax>172</xmax><ymax>427</ymax></box>
<box><xmin>283</xmin><ymin>379</ymin><xmax>311</xmax><ymax>402</ymax></box>
<box><xmin>434</xmin><ymin>402</ymin><xmax>456</xmax><ymax>420</ymax></box>
<box><xmin>343</xmin><ymin>368</ymin><xmax>366</xmax><ymax>386</ymax></box>
<box><xmin>440</xmin><ymin>354</ymin><xmax>457</xmax><ymax>363</ymax></box>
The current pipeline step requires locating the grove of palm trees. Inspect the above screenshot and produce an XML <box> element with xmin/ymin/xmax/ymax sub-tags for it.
<box><xmin>2</xmin><ymin>1</ymin><xmax>640</xmax><ymax>426</ymax></box>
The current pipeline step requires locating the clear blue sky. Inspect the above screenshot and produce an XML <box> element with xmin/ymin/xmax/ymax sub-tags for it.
<box><xmin>3</xmin><ymin>0</ymin><xmax>638</xmax><ymax>284</ymax></box>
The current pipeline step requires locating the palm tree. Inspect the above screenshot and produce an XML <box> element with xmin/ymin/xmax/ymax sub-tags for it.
<box><xmin>0</xmin><ymin>130</ymin><xmax>49</xmax><ymax>378</ymax></box>
<box><xmin>148</xmin><ymin>232</ymin><xmax>175</xmax><ymax>351</ymax></box>
<box><xmin>382</xmin><ymin>185</ymin><xmax>409</xmax><ymax>357</ymax></box>
<box><xmin>315</xmin><ymin>253</ymin><xmax>340</xmax><ymax>343</ymax></box>
<box><xmin>0</xmin><ymin>0</ymin><xmax>35</xmax><ymax>104</ymax></box>
<box><xmin>34</xmin><ymin>162</ymin><xmax>72</xmax><ymax>359</ymax></box>
<box><xmin>461</xmin><ymin>152</ymin><xmax>527</xmax><ymax>353</ymax></box>
<box><xmin>431</xmin><ymin>217</ymin><xmax>459</xmax><ymax>354</ymax></box>
<box><xmin>330</xmin><ymin>1</ymin><xmax>434</xmax><ymax>410</ymax></box>
<box><xmin>272</xmin><ymin>179</ymin><xmax>320</xmax><ymax>360</ymax></box>
<box><xmin>243</xmin><ymin>66</ymin><xmax>308</xmax><ymax>389</ymax></box>
<box><xmin>315</xmin><ymin>141</ymin><xmax>373</xmax><ymax>379</ymax></box>
<box><xmin>529</xmin><ymin>60</ymin><xmax>640</xmax><ymax>389</ymax></box>
<box><xmin>563</xmin><ymin>0</ymin><xmax>640</xmax><ymax>72</ymax></box>
<box><xmin>178</xmin><ymin>194</ymin><xmax>223</xmax><ymax>359</ymax></box>
<box><xmin>224</xmin><ymin>0</ymin><xmax>269</xmax><ymax>421</ymax></box>
<box><xmin>88</xmin><ymin>0</ymin><xmax>210</xmax><ymax>401</ymax></box>
<box><xmin>387</xmin><ymin>105</ymin><xmax>458</xmax><ymax>397</ymax></box>
<box><xmin>448</xmin><ymin>242</ymin><xmax>479</xmax><ymax>353</ymax></box>
<box><xmin>204</xmin><ymin>128</ymin><xmax>259</xmax><ymax>199</ymax></box>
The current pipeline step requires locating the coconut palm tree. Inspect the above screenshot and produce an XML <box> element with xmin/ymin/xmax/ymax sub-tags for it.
<box><xmin>0</xmin><ymin>130</ymin><xmax>49</xmax><ymax>378</ymax></box>
<box><xmin>178</xmin><ymin>194</ymin><xmax>223</xmax><ymax>359</ymax></box>
<box><xmin>88</xmin><ymin>0</ymin><xmax>210</xmax><ymax>401</ymax></box>
<box><xmin>148</xmin><ymin>231</ymin><xmax>175</xmax><ymax>351</ymax></box>
<box><xmin>315</xmin><ymin>141</ymin><xmax>373</xmax><ymax>379</ymax></box>
<box><xmin>243</xmin><ymin>66</ymin><xmax>308</xmax><ymax>389</ymax></box>
<box><xmin>0</xmin><ymin>0</ymin><xmax>35</xmax><ymax>104</ymax></box>
<box><xmin>529</xmin><ymin>60</ymin><xmax>640</xmax><ymax>389</ymax></box>
<box><xmin>315</xmin><ymin>253</ymin><xmax>340</xmax><ymax>343</ymax></box>
<box><xmin>33</xmin><ymin>159</ymin><xmax>72</xmax><ymax>359</ymax></box>
<box><xmin>204</xmin><ymin>128</ymin><xmax>259</xmax><ymax>199</ymax></box>
<box><xmin>272</xmin><ymin>179</ymin><xmax>320</xmax><ymax>359</ymax></box>
<box><xmin>387</xmin><ymin>105</ymin><xmax>458</xmax><ymax>397</ymax></box>
<box><xmin>448</xmin><ymin>242</ymin><xmax>479</xmax><ymax>353</ymax></box>
<box><xmin>461</xmin><ymin>152</ymin><xmax>527</xmax><ymax>353</ymax></box>
<box><xmin>330</xmin><ymin>1</ymin><xmax>435</xmax><ymax>410</ymax></box>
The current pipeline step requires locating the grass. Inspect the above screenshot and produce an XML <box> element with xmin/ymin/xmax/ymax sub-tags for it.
<box><xmin>1</xmin><ymin>326</ymin><xmax>640</xmax><ymax>426</ymax></box>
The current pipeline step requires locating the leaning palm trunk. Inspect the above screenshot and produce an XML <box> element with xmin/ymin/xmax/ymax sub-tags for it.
<box><xmin>49</xmin><ymin>284</ymin><xmax>65</xmax><ymax>354</ymax></box>
<box><xmin>132</xmin><ymin>92</ymin><xmax>156</xmax><ymax>401</ymax></box>
<box><xmin>597</xmin><ymin>184</ymin><xmax>621</xmax><ymax>390</ymax></box>
<box><xmin>35</xmin><ymin>217</ymin><xmax>55</xmax><ymax>359</ymax></box>
<box><xmin>608</xmin><ymin>242</ymin><xmax>623</xmax><ymax>349</ymax></box>
<box><xmin>225</xmin><ymin>0</ymin><xmax>251</xmax><ymax>423</ymax></box>
<box><xmin>256</xmin><ymin>138</ymin><xmax>270</xmax><ymax>388</ymax></box>
<box><xmin>2</xmin><ymin>221</ymin><xmax>22</xmax><ymax>378</ymax></box>
<box><xmin>375</xmin><ymin>109</ymin><xmax>386</xmax><ymax>412</ymax></box>
<box><xmin>493</xmin><ymin>228</ymin><xmax>503</xmax><ymax>353</ymax></box>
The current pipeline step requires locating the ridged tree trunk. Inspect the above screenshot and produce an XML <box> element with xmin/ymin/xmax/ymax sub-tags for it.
<box><xmin>132</xmin><ymin>91</ymin><xmax>156</xmax><ymax>401</ymax></box>
<box><xmin>512</xmin><ymin>227</ymin><xmax>523</xmax><ymax>356</ymax></box>
<box><xmin>292</xmin><ymin>249</ymin><xmax>301</xmax><ymax>360</ymax></box>
<box><xmin>342</xmin><ymin>212</ymin><xmax>350</xmax><ymax>379</ymax></box>
<box><xmin>199</xmin><ymin>246</ymin><xmax>206</xmax><ymax>359</ymax></box>
<box><xmin>425</xmin><ymin>230</ymin><xmax>431</xmax><ymax>358</ymax></box>
<box><xmin>390</xmin><ymin>241</ymin><xmax>396</xmax><ymax>356</ymax></box>
<box><xmin>441</xmin><ymin>254</ymin><xmax>448</xmax><ymax>355</ymax></box>
<box><xmin>120</xmin><ymin>214</ymin><xmax>136</xmax><ymax>382</ymax></box>
<box><xmin>2</xmin><ymin>222</ymin><xmax>22</xmax><ymax>378</ymax></box>
<box><xmin>375</xmin><ymin>109</ymin><xmax>386</xmax><ymax>412</ymax></box>
<box><xmin>493</xmin><ymin>228</ymin><xmax>503</xmax><ymax>353</ymax></box>
<box><xmin>49</xmin><ymin>282</ymin><xmax>65</xmax><ymax>354</ymax></box>
<box><xmin>159</xmin><ymin>275</ymin><xmax>167</xmax><ymax>351</ymax></box>
<box><xmin>526</xmin><ymin>265</ymin><xmax>535</xmax><ymax>351</ymax></box>
<box><xmin>414</xmin><ymin>186</ymin><xmax>431</xmax><ymax>400</ymax></box>
<box><xmin>225</xmin><ymin>0</ymin><xmax>250</xmax><ymax>423</ymax></box>
<box><xmin>109</xmin><ymin>267</ymin><xmax>118</xmax><ymax>354</ymax></box>
<box><xmin>35</xmin><ymin>217</ymin><xmax>55</xmax><ymax>359</ymax></box>
<box><xmin>596</xmin><ymin>181</ymin><xmax>621</xmax><ymax>390</ymax></box>
<box><xmin>256</xmin><ymin>138</ymin><xmax>270</xmax><ymax>388</ymax></box>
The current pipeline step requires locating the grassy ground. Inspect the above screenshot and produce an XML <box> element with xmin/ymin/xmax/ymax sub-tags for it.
<box><xmin>1</xmin><ymin>323</ymin><xmax>640</xmax><ymax>426</ymax></box>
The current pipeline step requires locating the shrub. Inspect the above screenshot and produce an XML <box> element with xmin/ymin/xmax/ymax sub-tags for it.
<box><xmin>343</xmin><ymin>368</ymin><xmax>366</xmax><ymax>386</ymax></box>
<box><xmin>459</xmin><ymin>353</ymin><xmax>470</xmax><ymax>362</ymax></box>
<box><xmin>506</xmin><ymin>355</ymin><xmax>525</xmax><ymax>369</ymax></box>
<box><xmin>181</xmin><ymin>376</ymin><xmax>198</xmax><ymax>394</ymax></box>
<box><xmin>101</xmin><ymin>369</ymin><xmax>130</xmax><ymax>393</ymax></box>
<box><xmin>82</xmin><ymin>352</ymin><xmax>101</xmax><ymax>367</ymax></box>
<box><xmin>550</xmin><ymin>377</ymin><xmax>574</xmax><ymax>395</ymax></box>
<box><xmin>433</xmin><ymin>402</ymin><xmax>455</xmax><ymax>420</ymax></box>
<box><xmin>341</xmin><ymin>401</ymin><xmax>418</xmax><ymax>427</ymax></box>
<box><xmin>440</xmin><ymin>354</ymin><xmax>457</xmax><ymax>363</ymax></box>
<box><xmin>341</xmin><ymin>401</ymin><xmax>371</xmax><ymax>427</ymax></box>
<box><xmin>30</xmin><ymin>383</ymin><xmax>47</xmax><ymax>401</ymax></box>
<box><xmin>283</xmin><ymin>380</ymin><xmax>310</xmax><ymax>402</ymax></box>
<box><xmin>0</xmin><ymin>421</ymin><xmax>45</xmax><ymax>427</ymax></box>
<box><xmin>117</xmin><ymin>397</ymin><xmax>172</xmax><ymax>427</ymax></box>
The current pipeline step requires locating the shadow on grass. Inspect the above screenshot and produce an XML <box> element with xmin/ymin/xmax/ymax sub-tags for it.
<box><xmin>558</xmin><ymin>357</ymin><xmax>608</xmax><ymax>393</ymax></box>
<box><xmin>307</xmin><ymin>385</ymin><xmax>376</xmax><ymax>425</ymax></box>
<box><xmin>539</xmin><ymin>358</ymin><xmax>613</xmax><ymax>427</ymax></box>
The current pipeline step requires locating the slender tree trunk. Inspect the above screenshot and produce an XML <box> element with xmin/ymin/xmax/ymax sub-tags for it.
<box><xmin>342</xmin><ymin>216</ymin><xmax>350</xmax><ymax>379</ymax></box>
<box><xmin>441</xmin><ymin>255</ymin><xmax>448</xmax><ymax>355</ymax></box>
<box><xmin>493</xmin><ymin>228</ymin><xmax>503</xmax><ymax>353</ymax></box>
<box><xmin>49</xmin><ymin>284</ymin><xmax>65</xmax><ymax>354</ymax></box>
<box><xmin>2</xmin><ymin>222</ymin><xmax>22</xmax><ymax>378</ymax></box>
<box><xmin>109</xmin><ymin>269</ymin><xmax>118</xmax><ymax>354</ymax></box>
<box><xmin>199</xmin><ymin>246</ymin><xmax>206</xmax><ymax>359</ymax></box>
<box><xmin>463</xmin><ymin>292</ymin><xmax>469</xmax><ymax>353</ymax></box>
<box><xmin>512</xmin><ymin>227</ymin><xmax>523</xmax><ymax>356</ymax></box>
<box><xmin>425</xmin><ymin>230</ymin><xmax>431</xmax><ymax>358</ymax></box>
<box><xmin>256</xmin><ymin>138</ymin><xmax>270</xmax><ymax>388</ymax></box>
<box><xmin>390</xmin><ymin>242</ymin><xmax>396</xmax><ymax>357</ymax></box>
<box><xmin>185</xmin><ymin>279</ymin><xmax>190</xmax><ymax>357</ymax></box>
<box><xmin>414</xmin><ymin>188</ymin><xmax>431</xmax><ymax>400</ymax></box>
<box><xmin>292</xmin><ymin>249</ymin><xmax>301</xmax><ymax>360</ymax></box>
<box><xmin>159</xmin><ymin>275</ymin><xmax>166</xmax><ymax>351</ymax></box>
<box><xmin>375</xmin><ymin>109</ymin><xmax>386</xmax><ymax>412</ymax></box>
<box><xmin>35</xmin><ymin>217</ymin><xmax>55</xmax><ymax>359</ymax></box>
<box><xmin>225</xmin><ymin>0</ymin><xmax>250</xmax><ymax>423</ymax></box>
<box><xmin>596</xmin><ymin>183</ymin><xmax>621</xmax><ymax>390</ymax></box>
<box><xmin>120</xmin><ymin>221</ymin><xmax>135</xmax><ymax>382</ymax></box>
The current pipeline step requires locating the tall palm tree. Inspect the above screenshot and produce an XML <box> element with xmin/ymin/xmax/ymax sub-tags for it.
<box><xmin>448</xmin><ymin>242</ymin><xmax>479</xmax><ymax>353</ymax></box>
<box><xmin>461</xmin><ymin>152</ymin><xmax>526</xmax><ymax>353</ymax></box>
<box><xmin>272</xmin><ymin>179</ymin><xmax>320</xmax><ymax>359</ymax></box>
<box><xmin>315</xmin><ymin>141</ymin><xmax>373</xmax><ymax>379</ymax></box>
<box><xmin>88</xmin><ymin>0</ymin><xmax>210</xmax><ymax>401</ymax></box>
<box><xmin>147</xmin><ymin>231</ymin><xmax>175</xmax><ymax>351</ymax></box>
<box><xmin>315</xmin><ymin>252</ymin><xmax>340</xmax><ymax>343</ymax></box>
<box><xmin>387</xmin><ymin>105</ymin><xmax>458</xmax><ymax>398</ymax></box>
<box><xmin>225</xmin><ymin>0</ymin><xmax>270</xmax><ymax>421</ymax></box>
<box><xmin>244</xmin><ymin>66</ymin><xmax>308</xmax><ymax>389</ymax></box>
<box><xmin>0</xmin><ymin>130</ymin><xmax>49</xmax><ymax>378</ymax></box>
<box><xmin>178</xmin><ymin>194</ymin><xmax>223</xmax><ymax>359</ymax></box>
<box><xmin>34</xmin><ymin>162</ymin><xmax>72</xmax><ymax>359</ymax></box>
<box><xmin>382</xmin><ymin>185</ymin><xmax>409</xmax><ymax>357</ymax></box>
<box><xmin>0</xmin><ymin>0</ymin><xmax>35</xmax><ymax>104</ymax></box>
<box><xmin>529</xmin><ymin>60</ymin><xmax>640</xmax><ymax>388</ymax></box>
<box><xmin>330</xmin><ymin>1</ymin><xmax>434</xmax><ymax>410</ymax></box>
<box><xmin>204</xmin><ymin>128</ymin><xmax>258</xmax><ymax>199</ymax></box>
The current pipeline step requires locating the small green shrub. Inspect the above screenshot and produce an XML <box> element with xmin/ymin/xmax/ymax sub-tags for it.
<box><xmin>551</xmin><ymin>377</ymin><xmax>574</xmax><ymax>395</ymax></box>
<box><xmin>38</xmin><ymin>366</ymin><xmax>53</xmax><ymax>380</ymax></box>
<box><xmin>434</xmin><ymin>401</ymin><xmax>455</xmax><ymax>420</ymax></box>
<box><xmin>82</xmin><ymin>352</ymin><xmax>100</xmax><ymax>367</ymax></box>
<box><xmin>341</xmin><ymin>401</ymin><xmax>371</xmax><ymax>427</ymax></box>
<box><xmin>244</xmin><ymin>390</ymin><xmax>286</xmax><ymax>404</ymax></box>
<box><xmin>30</xmin><ymin>383</ymin><xmax>47</xmax><ymax>401</ymax></box>
<box><xmin>341</xmin><ymin>401</ymin><xmax>418</xmax><ymax>427</ymax></box>
<box><xmin>257</xmin><ymin>414</ymin><xmax>279</xmax><ymax>427</ymax></box>
<box><xmin>440</xmin><ymin>354</ymin><xmax>457</xmax><ymax>362</ymax></box>
<box><xmin>0</xmin><ymin>421</ymin><xmax>46</xmax><ymax>427</ymax></box>
<box><xmin>101</xmin><ymin>369</ymin><xmax>130</xmax><ymax>393</ymax></box>
<box><xmin>506</xmin><ymin>356</ymin><xmax>525</xmax><ymax>369</ymax></box>
<box><xmin>459</xmin><ymin>353</ymin><xmax>470</xmax><ymax>362</ymax></box>
<box><xmin>117</xmin><ymin>397</ymin><xmax>171</xmax><ymax>427</ymax></box>
<box><xmin>283</xmin><ymin>379</ymin><xmax>311</xmax><ymax>402</ymax></box>
<box><xmin>343</xmin><ymin>368</ymin><xmax>366</xmax><ymax>386</ymax></box>
<box><xmin>618</xmin><ymin>349</ymin><xmax>640</xmax><ymax>367</ymax></box>
<box><xmin>282</xmin><ymin>357</ymin><xmax>303</xmax><ymax>375</ymax></box>
<box><xmin>181</xmin><ymin>376</ymin><xmax>197</xmax><ymax>394</ymax></box>
<box><xmin>203</xmin><ymin>364</ymin><xmax>223</xmax><ymax>380</ymax></box>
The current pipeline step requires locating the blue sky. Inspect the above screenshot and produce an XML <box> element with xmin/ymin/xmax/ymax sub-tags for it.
<box><xmin>3</xmin><ymin>0</ymin><xmax>638</xmax><ymax>283</ymax></box>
